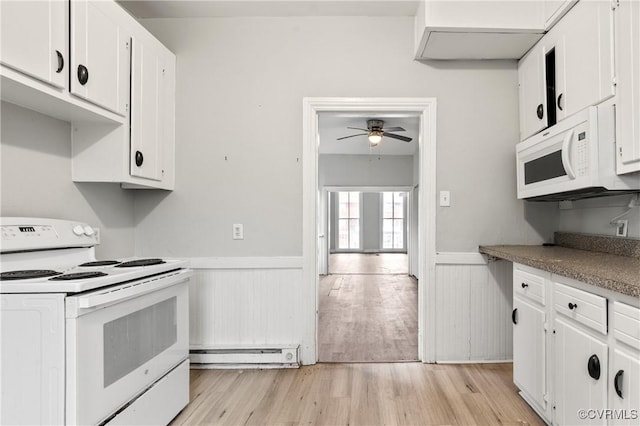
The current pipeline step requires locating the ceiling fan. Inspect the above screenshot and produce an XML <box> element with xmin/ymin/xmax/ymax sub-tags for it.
<box><xmin>337</xmin><ymin>119</ymin><xmax>412</xmax><ymax>145</ymax></box>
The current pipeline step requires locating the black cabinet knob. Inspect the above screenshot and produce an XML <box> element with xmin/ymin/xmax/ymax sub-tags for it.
<box><xmin>55</xmin><ymin>50</ymin><xmax>64</xmax><ymax>73</ymax></box>
<box><xmin>614</xmin><ymin>370</ymin><xmax>624</xmax><ymax>398</ymax></box>
<box><xmin>587</xmin><ymin>354</ymin><xmax>601</xmax><ymax>380</ymax></box>
<box><xmin>512</xmin><ymin>308</ymin><xmax>518</xmax><ymax>325</ymax></box>
<box><xmin>521</xmin><ymin>282</ymin><xmax>529</xmax><ymax>289</ymax></box>
<box><xmin>557</xmin><ymin>93</ymin><xmax>564</xmax><ymax>111</ymax></box>
<box><xmin>568</xmin><ymin>302</ymin><xmax>578</xmax><ymax>310</ymax></box>
<box><xmin>135</xmin><ymin>151</ymin><xmax>144</xmax><ymax>167</ymax></box>
<box><xmin>77</xmin><ymin>65</ymin><xmax>89</xmax><ymax>85</ymax></box>
<box><xmin>536</xmin><ymin>104</ymin><xmax>544</xmax><ymax>119</ymax></box>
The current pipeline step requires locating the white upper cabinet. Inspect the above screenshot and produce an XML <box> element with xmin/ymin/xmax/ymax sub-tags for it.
<box><xmin>517</xmin><ymin>0</ymin><xmax>615</xmax><ymax>141</ymax></box>
<box><xmin>615</xmin><ymin>0</ymin><xmax>640</xmax><ymax>174</ymax></box>
<box><xmin>553</xmin><ymin>0</ymin><xmax>615</xmax><ymax>122</ymax></box>
<box><xmin>414</xmin><ymin>0</ymin><xmax>545</xmax><ymax>60</ymax></box>
<box><xmin>518</xmin><ymin>45</ymin><xmax>548</xmax><ymax>141</ymax></box>
<box><xmin>70</xmin><ymin>0</ymin><xmax>130</xmax><ymax>116</ymax></box>
<box><xmin>130</xmin><ymin>39</ymin><xmax>166</xmax><ymax>182</ymax></box>
<box><xmin>0</xmin><ymin>0</ymin><xmax>68</xmax><ymax>90</ymax></box>
<box><xmin>543</xmin><ymin>0</ymin><xmax>578</xmax><ymax>29</ymax></box>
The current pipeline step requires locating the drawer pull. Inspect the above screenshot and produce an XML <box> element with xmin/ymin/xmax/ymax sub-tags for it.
<box><xmin>587</xmin><ymin>354</ymin><xmax>601</xmax><ymax>380</ymax></box>
<box><xmin>521</xmin><ymin>282</ymin><xmax>529</xmax><ymax>289</ymax></box>
<box><xmin>512</xmin><ymin>308</ymin><xmax>518</xmax><ymax>325</ymax></box>
<box><xmin>568</xmin><ymin>302</ymin><xmax>578</xmax><ymax>310</ymax></box>
<box><xmin>614</xmin><ymin>370</ymin><xmax>624</xmax><ymax>398</ymax></box>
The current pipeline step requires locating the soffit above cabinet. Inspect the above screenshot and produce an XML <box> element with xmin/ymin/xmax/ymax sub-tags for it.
<box><xmin>414</xmin><ymin>0</ymin><xmax>546</xmax><ymax>60</ymax></box>
<box><xmin>420</xmin><ymin>30</ymin><xmax>544</xmax><ymax>60</ymax></box>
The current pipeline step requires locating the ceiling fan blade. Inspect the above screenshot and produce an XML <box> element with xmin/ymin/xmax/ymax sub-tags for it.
<box><xmin>381</xmin><ymin>126</ymin><xmax>406</xmax><ymax>132</ymax></box>
<box><xmin>383</xmin><ymin>132</ymin><xmax>412</xmax><ymax>142</ymax></box>
<box><xmin>337</xmin><ymin>133</ymin><xmax>368</xmax><ymax>140</ymax></box>
<box><xmin>346</xmin><ymin>127</ymin><xmax>370</xmax><ymax>132</ymax></box>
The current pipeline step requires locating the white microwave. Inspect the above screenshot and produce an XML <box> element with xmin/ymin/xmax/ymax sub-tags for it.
<box><xmin>516</xmin><ymin>101</ymin><xmax>640</xmax><ymax>201</ymax></box>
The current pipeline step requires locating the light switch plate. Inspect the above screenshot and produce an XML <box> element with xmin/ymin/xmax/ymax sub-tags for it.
<box><xmin>439</xmin><ymin>191</ymin><xmax>451</xmax><ymax>207</ymax></box>
<box><xmin>233</xmin><ymin>224</ymin><xmax>244</xmax><ymax>240</ymax></box>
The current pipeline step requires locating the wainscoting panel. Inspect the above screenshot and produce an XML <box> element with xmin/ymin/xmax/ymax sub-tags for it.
<box><xmin>435</xmin><ymin>258</ymin><xmax>513</xmax><ymax>362</ymax></box>
<box><xmin>187</xmin><ymin>259</ymin><xmax>309</xmax><ymax>363</ymax></box>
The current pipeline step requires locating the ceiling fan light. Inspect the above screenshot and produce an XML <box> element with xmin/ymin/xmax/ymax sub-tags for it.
<box><xmin>368</xmin><ymin>132</ymin><xmax>382</xmax><ymax>145</ymax></box>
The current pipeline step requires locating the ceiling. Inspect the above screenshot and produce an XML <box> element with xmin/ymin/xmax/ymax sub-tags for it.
<box><xmin>118</xmin><ymin>0</ymin><xmax>420</xmax><ymax>19</ymax></box>
<box><xmin>318</xmin><ymin>112</ymin><xmax>419</xmax><ymax>156</ymax></box>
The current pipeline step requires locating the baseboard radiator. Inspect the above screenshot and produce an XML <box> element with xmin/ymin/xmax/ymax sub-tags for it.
<box><xmin>189</xmin><ymin>344</ymin><xmax>300</xmax><ymax>369</ymax></box>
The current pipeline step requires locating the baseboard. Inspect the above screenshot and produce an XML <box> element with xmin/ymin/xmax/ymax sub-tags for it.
<box><xmin>436</xmin><ymin>359</ymin><xmax>513</xmax><ymax>364</ymax></box>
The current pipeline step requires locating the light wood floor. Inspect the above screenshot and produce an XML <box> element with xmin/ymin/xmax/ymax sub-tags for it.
<box><xmin>329</xmin><ymin>253</ymin><xmax>408</xmax><ymax>275</ymax></box>
<box><xmin>318</xmin><ymin>273</ymin><xmax>418</xmax><ymax>362</ymax></box>
<box><xmin>171</xmin><ymin>362</ymin><xmax>545</xmax><ymax>425</ymax></box>
<box><xmin>320</xmin><ymin>253</ymin><xmax>417</xmax><ymax>362</ymax></box>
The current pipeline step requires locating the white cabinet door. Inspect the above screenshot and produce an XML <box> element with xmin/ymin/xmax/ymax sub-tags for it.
<box><xmin>0</xmin><ymin>0</ymin><xmax>67</xmax><ymax>89</ymax></box>
<box><xmin>513</xmin><ymin>297</ymin><xmax>547</xmax><ymax>411</ymax></box>
<box><xmin>554</xmin><ymin>317</ymin><xmax>608</xmax><ymax>425</ymax></box>
<box><xmin>518</xmin><ymin>47</ymin><xmax>547</xmax><ymax>141</ymax></box>
<box><xmin>130</xmin><ymin>38</ymin><xmax>165</xmax><ymax>182</ymax></box>
<box><xmin>611</xmin><ymin>349</ymin><xmax>640</xmax><ymax>425</ymax></box>
<box><xmin>71</xmin><ymin>0</ymin><xmax>130</xmax><ymax>116</ymax></box>
<box><xmin>554</xmin><ymin>0</ymin><xmax>615</xmax><ymax>122</ymax></box>
<box><xmin>615</xmin><ymin>0</ymin><xmax>640</xmax><ymax>174</ymax></box>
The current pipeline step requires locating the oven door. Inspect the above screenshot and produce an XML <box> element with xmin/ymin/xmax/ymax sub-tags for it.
<box><xmin>517</xmin><ymin>108</ymin><xmax>594</xmax><ymax>199</ymax></box>
<box><xmin>65</xmin><ymin>271</ymin><xmax>190</xmax><ymax>425</ymax></box>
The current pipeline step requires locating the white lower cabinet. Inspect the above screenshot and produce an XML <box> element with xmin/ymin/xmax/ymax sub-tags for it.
<box><xmin>611</xmin><ymin>349</ymin><xmax>640</xmax><ymax>425</ymax></box>
<box><xmin>512</xmin><ymin>263</ymin><xmax>640</xmax><ymax>425</ymax></box>
<box><xmin>513</xmin><ymin>297</ymin><xmax>547</xmax><ymax>413</ymax></box>
<box><xmin>553</xmin><ymin>317</ymin><xmax>608</xmax><ymax>425</ymax></box>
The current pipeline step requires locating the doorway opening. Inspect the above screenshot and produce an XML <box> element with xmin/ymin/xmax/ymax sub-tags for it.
<box><xmin>302</xmin><ymin>97</ymin><xmax>437</xmax><ymax>365</ymax></box>
<box><xmin>319</xmin><ymin>188</ymin><xmax>418</xmax><ymax>362</ymax></box>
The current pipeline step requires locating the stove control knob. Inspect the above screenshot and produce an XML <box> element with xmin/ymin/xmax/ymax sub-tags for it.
<box><xmin>73</xmin><ymin>225</ymin><xmax>85</xmax><ymax>236</ymax></box>
<box><xmin>83</xmin><ymin>226</ymin><xmax>95</xmax><ymax>236</ymax></box>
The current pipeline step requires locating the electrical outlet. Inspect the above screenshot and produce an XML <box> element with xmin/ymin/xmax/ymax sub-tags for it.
<box><xmin>615</xmin><ymin>220</ymin><xmax>628</xmax><ymax>237</ymax></box>
<box><xmin>94</xmin><ymin>228</ymin><xmax>100</xmax><ymax>244</ymax></box>
<box><xmin>233</xmin><ymin>224</ymin><xmax>244</xmax><ymax>240</ymax></box>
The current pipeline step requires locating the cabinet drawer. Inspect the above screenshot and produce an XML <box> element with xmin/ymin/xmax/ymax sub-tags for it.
<box><xmin>553</xmin><ymin>282</ymin><xmax>607</xmax><ymax>335</ymax></box>
<box><xmin>613</xmin><ymin>302</ymin><xmax>640</xmax><ymax>350</ymax></box>
<box><xmin>514</xmin><ymin>268</ymin><xmax>546</xmax><ymax>305</ymax></box>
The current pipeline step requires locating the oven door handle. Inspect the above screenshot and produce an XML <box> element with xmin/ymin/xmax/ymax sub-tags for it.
<box><xmin>561</xmin><ymin>129</ymin><xmax>576</xmax><ymax>180</ymax></box>
<box><xmin>75</xmin><ymin>269</ymin><xmax>192</xmax><ymax>310</ymax></box>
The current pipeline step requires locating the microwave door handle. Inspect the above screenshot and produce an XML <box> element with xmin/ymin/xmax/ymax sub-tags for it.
<box><xmin>561</xmin><ymin>129</ymin><xmax>576</xmax><ymax>179</ymax></box>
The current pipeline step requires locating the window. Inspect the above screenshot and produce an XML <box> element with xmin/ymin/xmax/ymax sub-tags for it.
<box><xmin>382</xmin><ymin>192</ymin><xmax>404</xmax><ymax>249</ymax></box>
<box><xmin>337</xmin><ymin>191</ymin><xmax>360</xmax><ymax>249</ymax></box>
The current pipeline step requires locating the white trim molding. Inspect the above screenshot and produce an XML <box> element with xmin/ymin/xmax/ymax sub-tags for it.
<box><xmin>303</xmin><ymin>97</ymin><xmax>437</xmax><ymax>363</ymax></box>
<box><xmin>187</xmin><ymin>256</ymin><xmax>303</xmax><ymax>270</ymax></box>
<box><xmin>435</xmin><ymin>252</ymin><xmax>488</xmax><ymax>265</ymax></box>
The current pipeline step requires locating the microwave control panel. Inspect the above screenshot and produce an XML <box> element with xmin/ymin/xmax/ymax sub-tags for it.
<box><xmin>575</xmin><ymin>126</ymin><xmax>589</xmax><ymax>177</ymax></box>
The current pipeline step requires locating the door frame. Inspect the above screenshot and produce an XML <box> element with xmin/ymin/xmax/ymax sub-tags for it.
<box><xmin>302</xmin><ymin>97</ymin><xmax>437</xmax><ymax>363</ymax></box>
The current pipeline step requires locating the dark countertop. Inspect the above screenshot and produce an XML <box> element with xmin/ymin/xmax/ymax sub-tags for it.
<box><xmin>479</xmin><ymin>244</ymin><xmax>640</xmax><ymax>298</ymax></box>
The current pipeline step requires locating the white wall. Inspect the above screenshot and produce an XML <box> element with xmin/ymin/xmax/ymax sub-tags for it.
<box><xmin>319</xmin><ymin>154</ymin><xmax>414</xmax><ymax>188</ymax></box>
<box><xmin>132</xmin><ymin>16</ymin><xmax>554</xmax><ymax>362</ymax></box>
<box><xmin>134</xmin><ymin>16</ymin><xmax>550</xmax><ymax>257</ymax></box>
<box><xmin>0</xmin><ymin>102</ymin><xmax>136</xmax><ymax>259</ymax></box>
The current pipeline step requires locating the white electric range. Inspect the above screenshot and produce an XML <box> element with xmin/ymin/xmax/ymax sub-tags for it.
<box><xmin>0</xmin><ymin>217</ymin><xmax>191</xmax><ymax>425</ymax></box>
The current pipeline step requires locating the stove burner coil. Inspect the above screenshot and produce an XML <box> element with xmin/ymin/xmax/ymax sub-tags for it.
<box><xmin>79</xmin><ymin>260</ymin><xmax>121</xmax><ymax>267</ymax></box>
<box><xmin>49</xmin><ymin>271</ymin><xmax>108</xmax><ymax>281</ymax></box>
<box><xmin>0</xmin><ymin>270</ymin><xmax>61</xmax><ymax>280</ymax></box>
<box><xmin>115</xmin><ymin>258</ymin><xmax>165</xmax><ymax>268</ymax></box>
